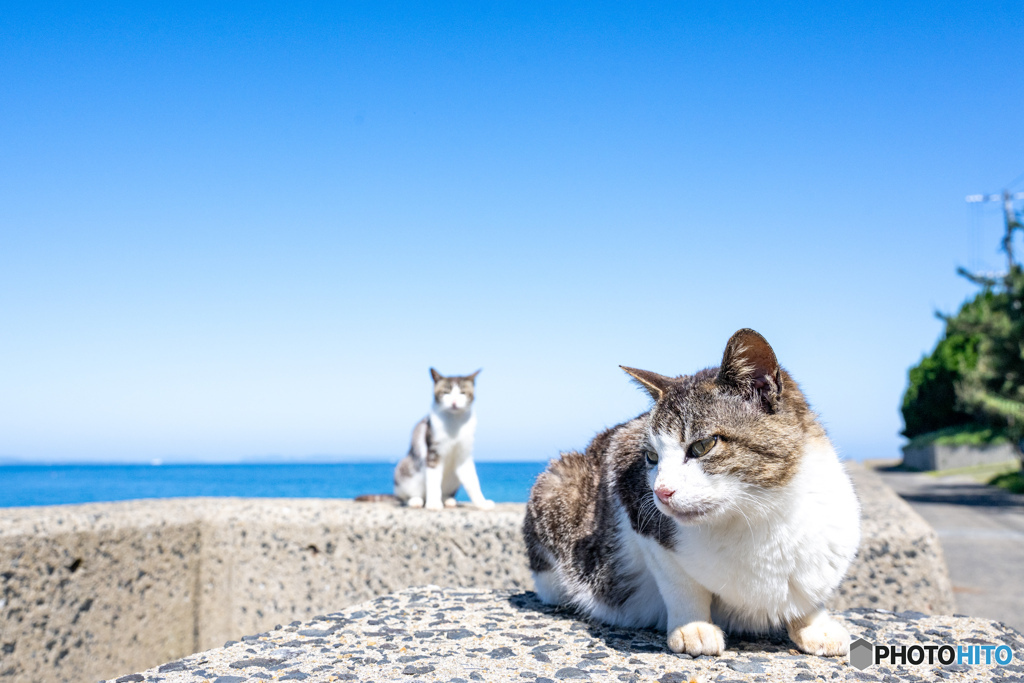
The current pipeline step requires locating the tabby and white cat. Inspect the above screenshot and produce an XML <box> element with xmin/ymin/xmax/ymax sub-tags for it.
<box><xmin>393</xmin><ymin>368</ymin><xmax>494</xmax><ymax>510</ymax></box>
<box><xmin>523</xmin><ymin>329</ymin><xmax>860</xmax><ymax>657</ymax></box>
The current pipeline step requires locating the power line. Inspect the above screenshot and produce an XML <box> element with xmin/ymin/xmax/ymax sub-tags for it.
<box><xmin>1004</xmin><ymin>170</ymin><xmax>1024</xmax><ymax>191</ymax></box>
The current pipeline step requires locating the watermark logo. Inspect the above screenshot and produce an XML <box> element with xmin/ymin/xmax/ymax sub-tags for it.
<box><xmin>849</xmin><ymin>638</ymin><xmax>873</xmax><ymax>670</ymax></box>
<box><xmin>849</xmin><ymin>637</ymin><xmax>1015</xmax><ymax>671</ymax></box>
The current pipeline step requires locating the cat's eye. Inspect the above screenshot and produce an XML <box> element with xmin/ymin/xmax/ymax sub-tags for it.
<box><xmin>643</xmin><ymin>449</ymin><xmax>659</xmax><ymax>465</ymax></box>
<box><xmin>688</xmin><ymin>436</ymin><xmax>718</xmax><ymax>459</ymax></box>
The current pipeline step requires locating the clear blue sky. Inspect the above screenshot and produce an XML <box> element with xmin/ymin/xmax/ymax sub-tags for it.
<box><xmin>1</xmin><ymin>2</ymin><xmax>1022</xmax><ymax>463</ymax></box>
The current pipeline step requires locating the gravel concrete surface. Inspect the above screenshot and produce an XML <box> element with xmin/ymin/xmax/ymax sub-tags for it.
<box><xmin>102</xmin><ymin>586</ymin><xmax>1024</xmax><ymax>683</ymax></box>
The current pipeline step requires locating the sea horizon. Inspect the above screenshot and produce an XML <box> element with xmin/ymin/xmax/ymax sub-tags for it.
<box><xmin>0</xmin><ymin>461</ymin><xmax>550</xmax><ymax>508</ymax></box>
<box><xmin>0</xmin><ymin>455</ymin><xmax>551</xmax><ymax>465</ymax></box>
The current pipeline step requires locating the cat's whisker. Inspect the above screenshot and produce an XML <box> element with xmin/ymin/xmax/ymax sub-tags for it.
<box><xmin>640</xmin><ymin>502</ymin><xmax>653</xmax><ymax>534</ymax></box>
<box><xmin>636</xmin><ymin>500</ymin><xmax>649</xmax><ymax>534</ymax></box>
<box><xmin>639</xmin><ymin>498</ymin><xmax>659</xmax><ymax>535</ymax></box>
<box><xmin>730</xmin><ymin>498</ymin><xmax>756</xmax><ymax>538</ymax></box>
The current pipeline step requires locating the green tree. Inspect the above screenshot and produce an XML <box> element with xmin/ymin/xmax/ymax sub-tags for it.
<box><xmin>903</xmin><ymin>196</ymin><xmax>1024</xmax><ymax>465</ymax></box>
<box><xmin>947</xmin><ymin>266</ymin><xmax>1024</xmax><ymax>458</ymax></box>
<box><xmin>900</xmin><ymin>326</ymin><xmax>978</xmax><ymax>439</ymax></box>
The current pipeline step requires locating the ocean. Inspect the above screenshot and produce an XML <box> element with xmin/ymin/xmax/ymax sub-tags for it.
<box><xmin>0</xmin><ymin>461</ymin><xmax>550</xmax><ymax>508</ymax></box>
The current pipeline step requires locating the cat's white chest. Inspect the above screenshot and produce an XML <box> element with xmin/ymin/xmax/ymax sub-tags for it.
<box><xmin>428</xmin><ymin>411</ymin><xmax>476</xmax><ymax>464</ymax></box>
<box><xmin>674</xmin><ymin>509</ymin><xmax>804</xmax><ymax>621</ymax></box>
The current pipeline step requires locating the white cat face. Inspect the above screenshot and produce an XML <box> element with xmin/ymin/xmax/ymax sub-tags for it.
<box><xmin>430</xmin><ymin>370</ymin><xmax>477</xmax><ymax>414</ymax></box>
<box><xmin>436</xmin><ymin>382</ymin><xmax>471</xmax><ymax>412</ymax></box>
<box><xmin>645</xmin><ymin>429</ymin><xmax>744</xmax><ymax>524</ymax></box>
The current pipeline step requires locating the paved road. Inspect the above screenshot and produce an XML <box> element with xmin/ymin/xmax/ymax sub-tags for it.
<box><xmin>873</xmin><ymin>465</ymin><xmax>1024</xmax><ymax>633</ymax></box>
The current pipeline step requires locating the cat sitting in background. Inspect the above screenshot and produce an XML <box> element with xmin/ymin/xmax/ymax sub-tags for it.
<box><xmin>393</xmin><ymin>368</ymin><xmax>494</xmax><ymax>510</ymax></box>
<box><xmin>523</xmin><ymin>329</ymin><xmax>860</xmax><ymax>657</ymax></box>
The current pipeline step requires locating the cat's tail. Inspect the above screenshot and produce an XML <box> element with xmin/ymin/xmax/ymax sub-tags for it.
<box><xmin>354</xmin><ymin>493</ymin><xmax>399</xmax><ymax>503</ymax></box>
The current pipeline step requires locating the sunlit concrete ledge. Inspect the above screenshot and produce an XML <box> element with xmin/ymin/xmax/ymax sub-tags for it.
<box><xmin>0</xmin><ymin>464</ymin><xmax>953</xmax><ymax>683</ymax></box>
<box><xmin>104</xmin><ymin>586</ymin><xmax>1024</xmax><ymax>683</ymax></box>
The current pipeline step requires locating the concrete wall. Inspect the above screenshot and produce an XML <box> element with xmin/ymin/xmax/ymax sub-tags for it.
<box><xmin>901</xmin><ymin>441</ymin><xmax>1020</xmax><ymax>471</ymax></box>
<box><xmin>0</xmin><ymin>502</ymin><xmax>202</xmax><ymax>683</ymax></box>
<box><xmin>834</xmin><ymin>465</ymin><xmax>954</xmax><ymax>615</ymax></box>
<box><xmin>195</xmin><ymin>499</ymin><xmax>530</xmax><ymax>649</ymax></box>
<box><xmin>0</xmin><ymin>464</ymin><xmax>953</xmax><ymax>683</ymax></box>
<box><xmin>0</xmin><ymin>500</ymin><xmax>530</xmax><ymax>683</ymax></box>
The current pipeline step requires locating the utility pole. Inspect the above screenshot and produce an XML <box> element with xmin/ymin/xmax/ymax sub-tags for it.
<box><xmin>1003</xmin><ymin>190</ymin><xmax>1022</xmax><ymax>271</ymax></box>
<box><xmin>966</xmin><ymin>189</ymin><xmax>1024</xmax><ymax>272</ymax></box>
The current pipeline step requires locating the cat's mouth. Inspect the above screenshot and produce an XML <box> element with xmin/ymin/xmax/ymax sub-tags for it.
<box><xmin>655</xmin><ymin>498</ymin><xmax>719</xmax><ymax>524</ymax></box>
<box><xmin>667</xmin><ymin>507</ymin><xmax>709</xmax><ymax>523</ymax></box>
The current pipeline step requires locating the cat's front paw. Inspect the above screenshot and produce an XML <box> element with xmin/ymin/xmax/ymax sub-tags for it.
<box><xmin>443</xmin><ymin>497</ymin><xmax>458</xmax><ymax>508</ymax></box>
<box><xmin>475</xmin><ymin>499</ymin><xmax>495</xmax><ymax>510</ymax></box>
<box><xmin>407</xmin><ymin>497</ymin><xmax>424</xmax><ymax>508</ymax></box>
<box><xmin>425</xmin><ymin>500</ymin><xmax>444</xmax><ymax>511</ymax></box>
<box><xmin>666</xmin><ymin>621</ymin><xmax>724</xmax><ymax>656</ymax></box>
<box><xmin>788</xmin><ymin>614</ymin><xmax>850</xmax><ymax>657</ymax></box>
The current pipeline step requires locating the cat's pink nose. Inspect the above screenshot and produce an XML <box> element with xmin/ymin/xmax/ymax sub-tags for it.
<box><xmin>655</xmin><ymin>486</ymin><xmax>675</xmax><ymax>502</ymax></box>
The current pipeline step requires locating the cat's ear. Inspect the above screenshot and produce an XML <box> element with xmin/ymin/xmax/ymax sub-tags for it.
<box><xmin>430</xmin><ymin>367</ymin><xmax>443</xmax><ymax>383</ymax></box>
<box><xmin>716</xmin><ymin>328</ymin><xmax>783</xmax><ymax>411</ymax></box>
<box><xmin>620</xmin><ymin>366</ymin><xmax>673</xmax><ymax>402</ymax></box>
<box><xmin>467</xmin><ymin>369</ymin><xmax>481</xmax><ymax>382</ymax></box>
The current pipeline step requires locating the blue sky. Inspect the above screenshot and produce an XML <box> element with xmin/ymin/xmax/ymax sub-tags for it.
<box><xmin>1</xmin><ymin>2</ymin><xmax>1022</xmax><ymax>463</ymax></box>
